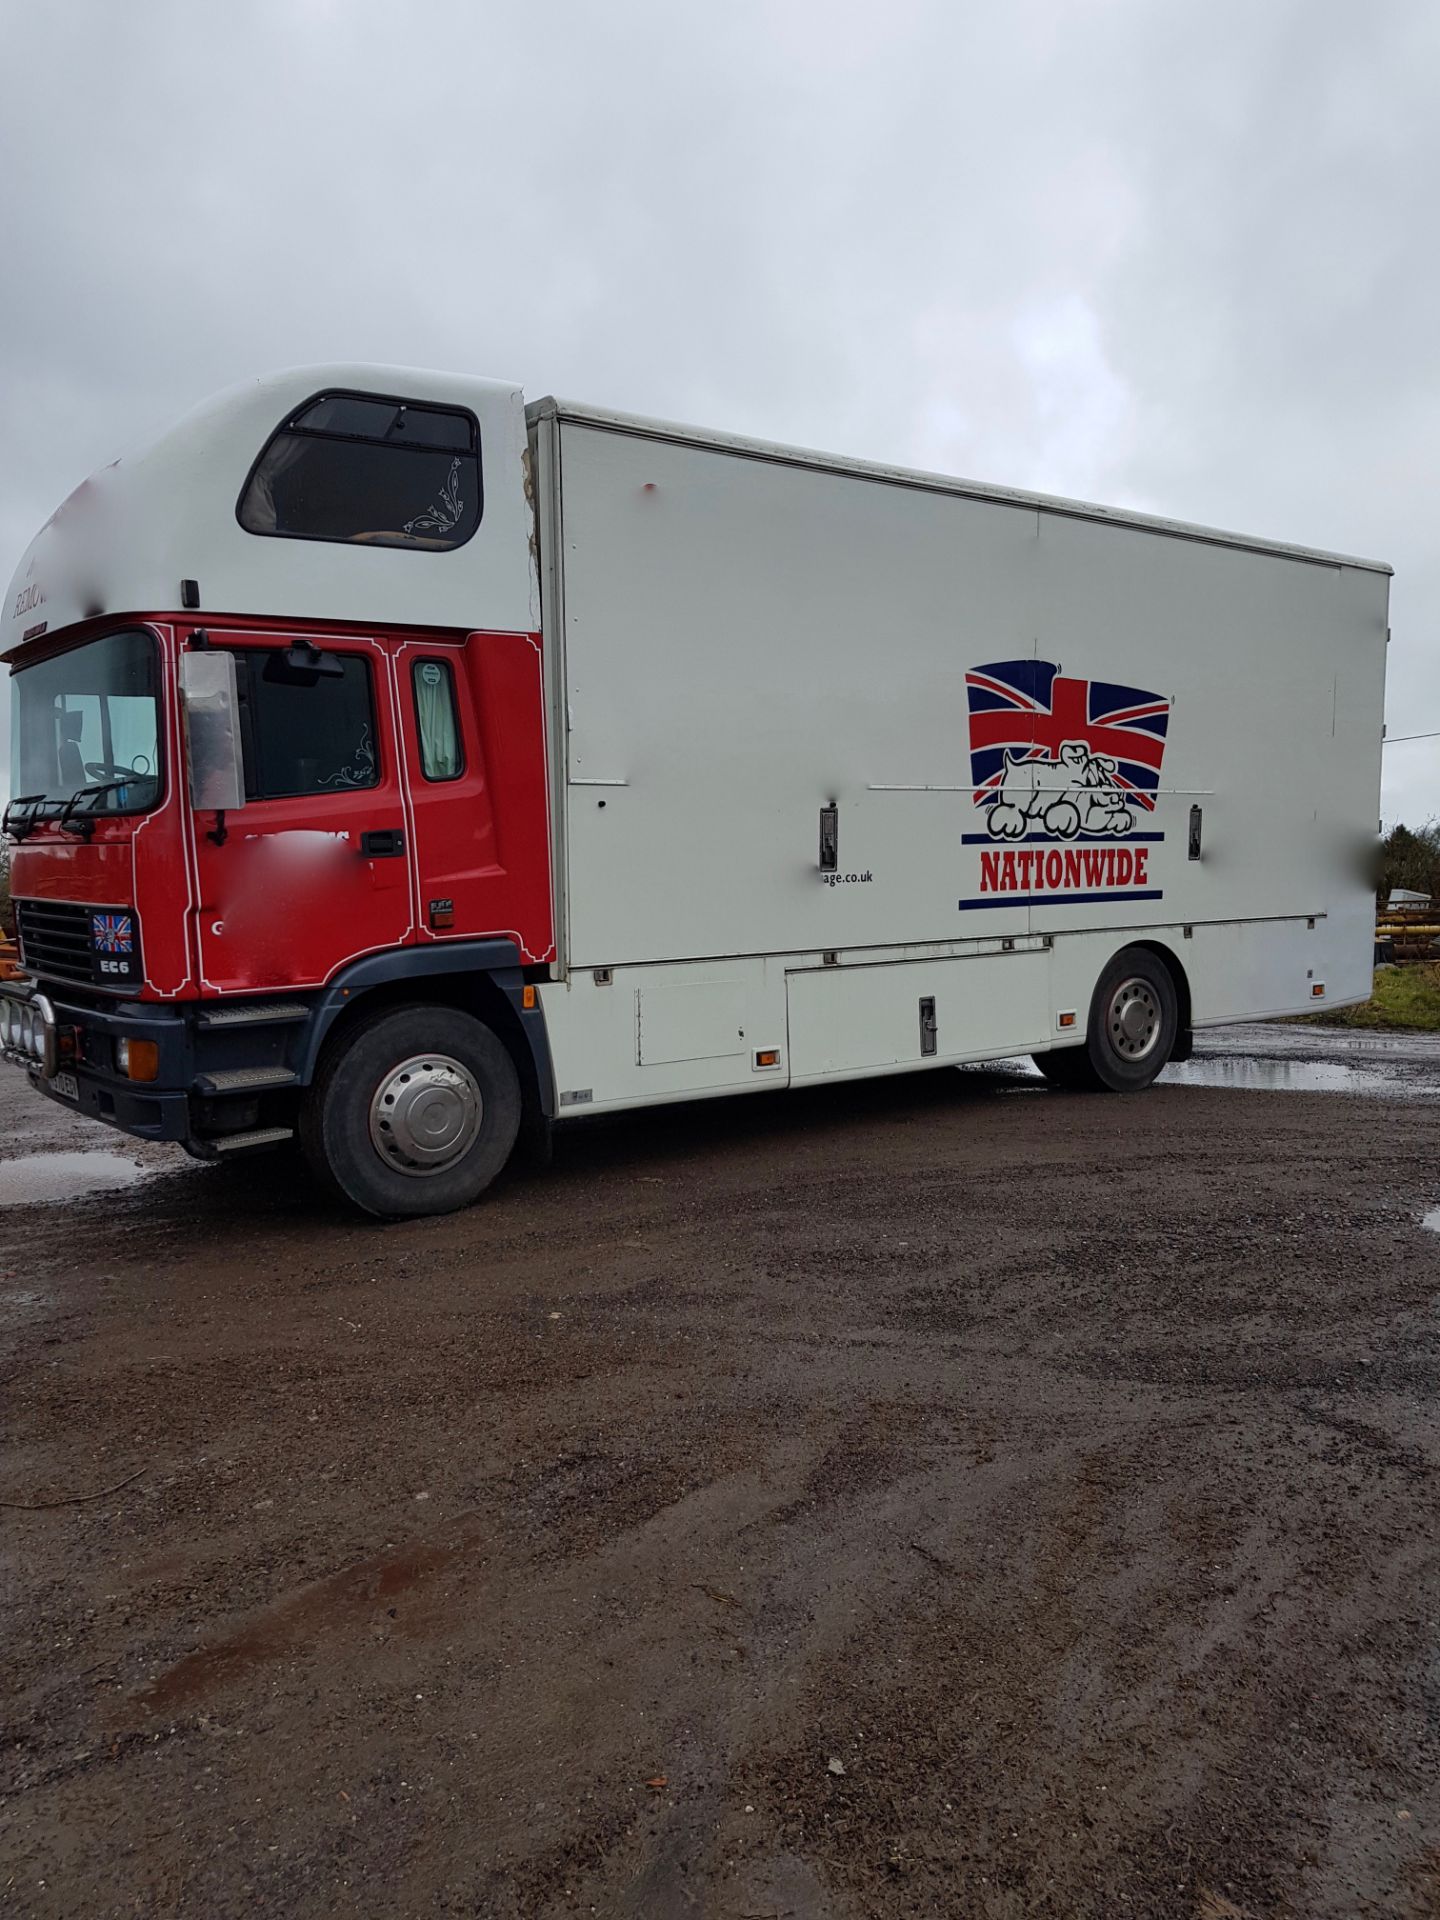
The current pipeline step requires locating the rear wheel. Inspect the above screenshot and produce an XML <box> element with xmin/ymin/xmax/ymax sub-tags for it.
<box><xmin>1031</xmin><ymin>947</ymin><xmax>1178</xmax><ymax>1093</ymax></box>
<box><xmin>301</xmin><ymin>1004</ymin><xmax>521</xmax><ymax>1218</ymax></box>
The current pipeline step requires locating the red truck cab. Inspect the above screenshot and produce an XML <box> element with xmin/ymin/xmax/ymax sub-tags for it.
<box><xmin>2</xmin><ymin>367</ymin><xmax>555</xmax><ymax>1216</ymax></box>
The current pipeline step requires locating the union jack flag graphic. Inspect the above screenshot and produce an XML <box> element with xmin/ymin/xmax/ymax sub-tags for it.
<box><xmin>966</xmin><ymin>659</ymin><xmax>1170</xmax><ymax>813</ymax></box>
<box><xmin>91</xmin><ymin>913</ymin><xmax>133</xmax><ymax>955</ymax></box>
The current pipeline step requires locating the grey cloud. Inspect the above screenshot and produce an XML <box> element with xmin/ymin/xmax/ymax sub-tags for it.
<box><xmin>2</xmin><ymin>0</ymin><xmax>1437</xmax><ymax>816</ymax></box>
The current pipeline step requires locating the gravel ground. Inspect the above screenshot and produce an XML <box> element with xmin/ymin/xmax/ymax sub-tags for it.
<box><xmin>2</xmin><ymin>1033</ymin><xmax>1440</xmax><ymax>1918</ymax></box>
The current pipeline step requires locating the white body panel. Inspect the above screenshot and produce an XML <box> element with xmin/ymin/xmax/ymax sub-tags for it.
<box><xmin>531</xmin><ymin>402</ymin><xmax>1388</xmax><ymax>1116</ymax></box>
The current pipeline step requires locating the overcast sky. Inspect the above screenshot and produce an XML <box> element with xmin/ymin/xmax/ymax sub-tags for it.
<box><xmin>2</xmin><ymin>0</ymin><xmax>1437</xmax><ymax>821</ymax></box>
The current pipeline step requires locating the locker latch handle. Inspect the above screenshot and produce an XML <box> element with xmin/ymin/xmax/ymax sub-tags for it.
<box><xmin>1188</xmin><ymin>805</ymin><xmax>1202</xmax><ymax>861</ymax></box>
<box><xmin>819</xmin><ymin>803</ymin><xmax>839</xmax><ymax>872</ymax></box>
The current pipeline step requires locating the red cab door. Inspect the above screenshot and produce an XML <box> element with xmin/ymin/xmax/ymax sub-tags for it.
<box><xmin>187</xmin><ymin>628</ymin><xmax>416</xmax><ymax>994</ymax></box>
<box><xmin>394</xmin><ymin>630</ymin><xmax>554</xmax><ymax>964</ymax></box>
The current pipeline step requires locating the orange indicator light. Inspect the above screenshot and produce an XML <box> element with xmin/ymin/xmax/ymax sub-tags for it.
<box><xmin>123</xmin><ymin>1039</ymin><xmax>160</xmax><ymax>1082</ymax></box>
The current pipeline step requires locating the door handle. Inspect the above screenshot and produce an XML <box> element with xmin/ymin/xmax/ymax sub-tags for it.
<box><xmin>360</xmin><ymin>829</ymin><xmax>406</xmax><ymax>857</ymax></box>
<box><xmin>818</xmin><ymin>803</ymin><xmax>838</xmax><ymax>872</ymax></box>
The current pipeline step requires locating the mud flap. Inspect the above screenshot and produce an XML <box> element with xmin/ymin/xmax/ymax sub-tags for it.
<box><xmin>517</xmin><ymin>1105</ymin><xmax>554</xmax><ymax>1169</ymax></box>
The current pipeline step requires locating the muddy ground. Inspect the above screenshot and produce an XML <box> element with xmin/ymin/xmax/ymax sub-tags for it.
<box><xmin>3</xmin><ymin>1035</ymin><xmax>1440</xmax><ymax>1918</ymax></box>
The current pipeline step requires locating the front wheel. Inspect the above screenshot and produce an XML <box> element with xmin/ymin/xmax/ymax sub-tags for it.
<box><xmin>301</xmin><ymin>1004</ymin><xmax>522</xmax><ymax>1218</ymax></box>
<box><xmin>1031</xmin><ymin>947</ymin><xmax>1178</xmax><ymax>1094</ymax></box>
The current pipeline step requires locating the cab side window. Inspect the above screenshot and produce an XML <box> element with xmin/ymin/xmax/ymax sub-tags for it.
<box><xmin>412</xmin><ymin>658</ymin><xmax>464</xmax><ymax>782</ymax></box>
<box><xmin>237</xmin><ymin>392</ymin><xmax>481</xmax><ymax>552</ymax></box>
<box><xmin>231</xmin><ymin>650</ymin><xmax>379</xmax><ymax>799</ymax></box>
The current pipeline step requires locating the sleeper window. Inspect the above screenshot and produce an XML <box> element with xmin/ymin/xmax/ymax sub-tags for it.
<box><xmin>237</xmin><ymin>391</ymin><xmax>481</xmax><ymax>551</ymax></box>
<box><xmin>413</xmin><ymin>659</ymin><xmax>464</xmax><ymax>781</ymax></box>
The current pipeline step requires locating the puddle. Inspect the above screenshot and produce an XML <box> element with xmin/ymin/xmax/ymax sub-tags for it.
<box><xmin>977</xmin><ymin>1050</ymin><xmax>1440</xmax><ymax>1101</ymax></box>
<box><xmin>0</xmin><ymin>1151</ymin><xmax>152</xmax><ymax>1208</ymax></box>
<box><xmin>1160</xmin><ymin>1057</ymin><xmax>1437</xmax><ymax>1098</ymax></box>
<box><xmin>1422</xmin><ymin>1208</ymin><xmax>1440</xmax><ymax>1234</ymax></box>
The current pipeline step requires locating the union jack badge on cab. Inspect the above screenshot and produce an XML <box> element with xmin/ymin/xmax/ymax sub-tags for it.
<box><xmin>91</xmin><ymin>913</ymin><xmax>134</xmax><ymax>954</ymax></box>
<box><xmin>961</xmin><ymin>660</ymin><xmax>1171</xmax><ymax>909</ymax></box>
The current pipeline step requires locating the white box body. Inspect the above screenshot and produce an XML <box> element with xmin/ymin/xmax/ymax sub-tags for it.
<box><xmin>529</xmin><ymin>402</ymin><xmax>1388</xmax><ymax>1115</ymax></box>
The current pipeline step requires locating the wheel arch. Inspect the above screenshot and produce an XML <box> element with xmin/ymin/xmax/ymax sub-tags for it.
<box><xmin>297</xmin><ymin>942</ymin><xmax>556</xmax><ymax>1124</ymax></box>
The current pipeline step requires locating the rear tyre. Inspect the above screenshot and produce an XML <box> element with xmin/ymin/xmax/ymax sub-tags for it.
<box><xmin>301</xmin><ymin>1004</ymin><xmax>522</xmax><ymax>1218</ymax></box>
<box><xmin>1034</xmin><ymin>946</ymin><xmax>1178</xmax><ymax>1094</ymax></box>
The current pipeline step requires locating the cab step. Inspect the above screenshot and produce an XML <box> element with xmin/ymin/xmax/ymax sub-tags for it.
<box><xmin>194</xmin><ymin>1002</ymin><xmax>310</xmax><ymax>1029</ymax></box>
<box><xmin>209</xmin><ymin>1126</ymin><xmax>295</xmax><ymax>1155</ymax></box>
<box><xmin>193</xmin><ymin>1066</ymin><xmax>299</xmax><ymax>1093</ymax></box>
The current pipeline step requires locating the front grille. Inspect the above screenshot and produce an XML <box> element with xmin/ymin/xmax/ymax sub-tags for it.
<box><xmin>16</xmin><ymin>900</ymin><xmax>143</xmax><ymax>990</ymax></box>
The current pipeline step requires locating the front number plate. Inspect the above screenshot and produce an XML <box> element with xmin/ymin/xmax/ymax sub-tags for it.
<box><xmin>50</xmin><ymin>1072</ymin><xmax>79</xmax><ymax>1101</ymax></box>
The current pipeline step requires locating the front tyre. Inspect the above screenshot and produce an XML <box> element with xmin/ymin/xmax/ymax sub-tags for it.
<box><xmin>301</xmin><ymin>1005</ymin><xmax>521</xmax><ymax>1218</ymax></box>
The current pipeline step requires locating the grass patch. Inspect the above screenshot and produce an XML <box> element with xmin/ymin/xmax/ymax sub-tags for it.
<box><xmin>1304</xmin><ymin>963</ymin><xmax>1440</xmax><ymax>1031</ymax></box>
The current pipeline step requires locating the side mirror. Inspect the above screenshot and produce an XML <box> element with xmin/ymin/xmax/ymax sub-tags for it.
<box><xmin>179</xmin><ymin>649</ymin><xmax>245</xmax><ymax>814</ymax></box>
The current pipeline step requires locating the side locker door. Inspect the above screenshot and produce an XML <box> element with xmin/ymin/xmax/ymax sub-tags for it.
<box><xmin>187</xmin><ymin>628</ymin><xmax>416</xmax><ymax>993</ymax></box>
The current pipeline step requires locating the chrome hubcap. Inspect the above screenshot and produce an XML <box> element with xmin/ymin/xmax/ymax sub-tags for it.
<box><xmin>1108</xmin><ymin>978</ymin><xmax>1161</xmax><ymax>1061</ymax></box>
<box><xmin>369</xmin><ymin>1053</ymin><xmax>483</xmax><ymax>1175</ymax></box>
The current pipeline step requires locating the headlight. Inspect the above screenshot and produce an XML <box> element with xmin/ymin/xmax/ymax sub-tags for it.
<box><xmin>31</xmin><ymin>996</ymin><xmax>56</xmax><ymax>1074</ymax></box>
<box><xmin>0</xmin><ymin>997</ymin><xmax>50</xmax><ymax>1064</ymax></box>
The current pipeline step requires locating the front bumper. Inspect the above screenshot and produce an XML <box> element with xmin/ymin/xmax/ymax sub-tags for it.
<box><xmin>0</xmin><ymin>982</ymin><xmax>295</xmax><ymax>1148</ymax></box>
<box><xmin>1</xmin><ymin>982</ymin><xmax>195</xmax><ymax>1140</ymax></box>
<box><xmin>26</xmin><ymin>1060</ymin><xmax>192</xmax><ymax>1140</ymax></box>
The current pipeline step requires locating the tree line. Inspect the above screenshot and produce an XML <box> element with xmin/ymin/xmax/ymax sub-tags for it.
<box><xmin>1381</xmin><ymin>821</ymin><xmax>1440</xmax><ymax>901</ymax></box>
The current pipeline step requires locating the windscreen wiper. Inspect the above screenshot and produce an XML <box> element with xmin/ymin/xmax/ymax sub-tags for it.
<box><xmin>1</xmin><ymin>793</ymin><xmax>54</xmax><ymax>842</ymax></box>
<box><xmin>58</xmin><ymin>782</ymin><xmax>130</xmax><ymax>840</ymax></box>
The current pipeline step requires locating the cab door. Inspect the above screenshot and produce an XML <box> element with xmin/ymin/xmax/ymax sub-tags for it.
<box><xmin>187</xmin><ymin>627</ymin><xmax>415</xmax><ymax>994</ymax></box>
<box><xmin>394</xmin><ymin>630</ymin><xmax>556</xmax><ymax>964</ymax></box>
<box><xmin>395</xmin><ymin>642</ymin><xmax>494</xmax><ymax>939</ymax></box>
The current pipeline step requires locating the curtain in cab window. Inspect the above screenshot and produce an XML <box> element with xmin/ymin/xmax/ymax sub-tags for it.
<box><xmin>413</xmin><ymin>659</ymin><xmax>462</xmax><ymax>781</ymax></box>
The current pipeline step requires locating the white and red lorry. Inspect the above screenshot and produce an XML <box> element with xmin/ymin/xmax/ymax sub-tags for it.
<box><xmin>1</xmin><ymin>366</ymin><xmax>1389</xmax><ymax>1214</ymax></box>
